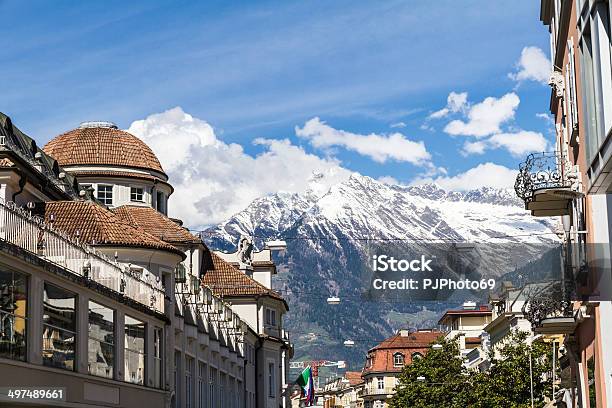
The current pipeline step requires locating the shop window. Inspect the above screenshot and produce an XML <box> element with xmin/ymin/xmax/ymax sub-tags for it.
<box><xmin>43</xmin><ymin>283</ymin><xmax>76</xmax><ymax>370</ymax></box>
<box><xmin>0</xmin><ymin>270</ymin><xmax>27</xmax><ymax>361</ymax></box>
<box><xmin>88</xmin><ymin>301</ymin><xmax>114</xmax><ymax>378</ymax></box>
<box><xmin>125</xmin><ymin>315</ymin><xmax>145</xmax><ymax>385</ymax></box>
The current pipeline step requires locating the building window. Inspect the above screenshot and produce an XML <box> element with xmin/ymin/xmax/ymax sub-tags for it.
<box><xmin>209</xmin><ymin>367</ymin><xmax>216</xmax><ymax>408</ymax></box>
<box><xmin>156</xmin><ymin>191</ymin><xmax>166</xmax><ymax>215</ymax></box>
<box><xmin>268</xmin><ymin>362</ymin><xmax>276</xmax><ymax>397</ymax></box>
<box><xmin>377</xmin><ymin>376</ymin><xmax>384</xmax><ymax>390</ymax></box>
<box><xmin>393</xmin><ymin>353</ymin><xmax>404</xmax><ymax>367</ymax></box>
<box><xmin>412</xmin><ymin>352</ymin><xmax>424</xmax><ymax>361</ymax></box>
<box><xmin>175</xmin><ymin>351</ymin><xmax>181</xmax><ymax>408</ymax></box>
<box><xmin>220</xmin><ymin>373</ymin><xmax>226</xmax><ymax>407</ymax></box>
<box><xmin>87</xmin><ymin>301</ymin><xmax>114</xmax><ymax>379</ymax></box>
<box><xmin>124</xmin><ymin>315</ymin><xmax>145</xmax><ymax>385</ymax></box>
<box><xmin>265</xmin><ymin>308</ymin><xmax>276</xmax><ymax>326</ymax></box>
<box><xmin>153</xmin><ymin>327</ymin><xmax>163</xmax><ymax>388</ymax></box>
<box><xmin>97</xmin><ymin>185</ymin><xmax>113</xmax><ymax>206</ymax></box>
<box><xmin>0</xmin><ymin>270</ymin><xmax>27</xmax><ymax>361</ymax></box>
<box><xmin>186</xmin><ymin>356</ymin><xmax>194</xmax><ymax>408</ymax></box>
<box><xmin>130</xmin><ymin>187</ymin><xmax>144</xmax><ymax>202</ymax></box>
<box><xmin>198</xmin><ymin>362</ymin><xmax>207</xmax><ymax>408</ymax></box>
<box><xmin>43</xmin><ymin>283</ymin><xmax>76</xmax><ymax>370</ymax></box>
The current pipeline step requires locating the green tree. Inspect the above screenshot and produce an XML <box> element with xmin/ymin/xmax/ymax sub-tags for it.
<box><xmin>389</xmin><ymin>337</ymin><xmax>469</xmax><ymax>408</ymax></box>
<box><xmin>390</xmin><ymin>331</ymin><xmax>553</xmax><ymax>408</ymax></box>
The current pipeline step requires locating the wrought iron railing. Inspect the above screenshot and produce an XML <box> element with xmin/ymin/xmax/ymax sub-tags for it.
<box><xmin>521</xmin><ymin>279</ymin><xmax>575</xmax><ymax>330</ymax></box>
<box><xmin>359</xmin><ymin>386</ymin><xmax>395</xmax><ymax>397</ymax></box>
<box><xmin>0</xmin><ymin>199</ymin><xmax>164</xmax><ymax>313</ymax></box>
<box><xmin>514</xmin><ymin>151</ymin><xmax>575</xmax><ymax>204</ymax></box>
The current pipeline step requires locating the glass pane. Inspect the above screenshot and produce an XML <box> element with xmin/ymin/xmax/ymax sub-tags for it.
<box><xmin>153</xmin><ymin>327</ymin><xmax>162</xmax><ymax>388</ymax></box>
<box><xmin>43</xmin><ymin>284</ymin><xmax>76</xmax><ymax>370</ymax></box>
<box><xmin>0</xmin><ymin>270</ymin><xmax>27</xmax><ymax>317</ymax></box>
<box><xmin>88</xmin><ymin>301</ymin><xmax>114</xmax><ymax>378</ymax></box>
<box><xmin>125</xmin><ymin>348</ymin><xmax>145</xmax><ymax>385</ymax></box>
<box><xmin>0</xmin><ymin>270</ymin><xmax>27</xmax><ymax>361</ymax></box>
<box><xmin>88</xmin><ymin>338</ymin><xmax>114</xmax><ymax>379</ymax></box>
<box><xmin>0</xmin><ymin>312</ymin><xmax>26</xmax><ymax>361</ymax></box>
<box><xmin>89</xmin><ymin>301</ymin><xmax>114</xmax><ymax>343</ymax></box>
<box><xmin>125</xmin><ymin>315</ymin><xmax>145</xmax><ymax>384</ymax></box>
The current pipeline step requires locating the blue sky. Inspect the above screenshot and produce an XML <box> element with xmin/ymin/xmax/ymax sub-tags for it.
<box><xmin>1</xmin><ymin>0</ymin><xmax>554</xmax><ymax>224</ymax></box>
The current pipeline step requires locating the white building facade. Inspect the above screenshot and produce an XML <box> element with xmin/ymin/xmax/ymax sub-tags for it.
<box><xmin>0</xmin><ymin>113</ymin><xmax>291</xmax><ymax>408</ymax></box>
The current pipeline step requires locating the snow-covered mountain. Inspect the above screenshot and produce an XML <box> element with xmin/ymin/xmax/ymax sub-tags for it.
<box><xmin>205</xmin><ymin>173</ymin><xmax>559</xmax><ymax>368</ymax></box>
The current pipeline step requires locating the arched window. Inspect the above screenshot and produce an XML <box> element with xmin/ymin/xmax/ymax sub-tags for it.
<box><xmin>393</xmin><ymin>353</ymin><xmax>405</xmax><ymax>367</ymax></box>
<box><xmin>411</xmin><ymin>352</ymin><xmax>424</xmax><ymax>361</ymax></box>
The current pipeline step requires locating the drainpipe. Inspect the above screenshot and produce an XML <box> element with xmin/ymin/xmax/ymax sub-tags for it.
<box><xmin>255</xmin><ymin>297</ymin><xmax>262</xmax><ymax>408</ymax></box>
<box><xmin>243</xmin><ymin>355</ymin><xmax>247</xmax><ymax>408</ymax></box>
<box><xmin>255</xmin><ymin>337</ymin><xmax>263</xmax><ymax>408</ymax></box>
<box><xmin>11</xmin><ymin>172</ymin><xmax>26</xmax><ymax>202</ymax></box>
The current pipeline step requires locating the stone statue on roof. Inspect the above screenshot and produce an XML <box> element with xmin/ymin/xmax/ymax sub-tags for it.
<box><xmin>237</xmin><ymin>235</ymin><xmax>254</xmax><ymax>270</ymax></box>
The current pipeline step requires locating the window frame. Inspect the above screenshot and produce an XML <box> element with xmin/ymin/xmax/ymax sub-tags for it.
<box><xmin>124</xmin><ymin>315</ymin><xmax>146</xmax><ymax>385</ymax></box>
<box><xmin>96</xmin><ymin>184</ymin><xmax>113</xmax><ymax>206</ymax></box>
<box><xmin>87</xmin><ymin>300</ymin><xmax>115</xmax><ymax>379</ymax></box>
<box><xmin>268</xmin><ymin>361</ymin><xmax>276</xmax><ymax>397</ymax></box>
<box><xmin>130</xmin><ymin>186</ymin><xmax>144</xmax><ymax>203</ymax></box>
<box><xmin>393</xmin><ymin>352</ymin><xmax>404</xmax><ymax>367</ymax></box>
<box><xmin>42</xmin><ymin>283</ymin><xmax>77</xmax><ymax>371</ymax></box>
<box><xmin>265</xmin><ymin>308</ymin><xmax>277</xmax><ymax>327</ymax></box>
<box><xmin>0</xmin><ymin>269</ymin><xmax>28</xmax><ymax>362</ymax></box>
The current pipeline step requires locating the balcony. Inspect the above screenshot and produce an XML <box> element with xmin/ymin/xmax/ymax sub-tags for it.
<box><xmin>514</xmin><ymin>152</ymin><xmax>582</xmax><ymax>217</ymax></box>
<box><xmin>358</xmin><ymin>386</ymin><xmax>395</xmax><ymax>398</ymax></box>
<box><xmin>0</xmin><ymin>199</ymin><xmax>165</xmax><ymax>313</ymax></box>
<box><xmin>521</xmin><ymin>279</ymin><xmax>577</xmax><ymax>335</ymax></box>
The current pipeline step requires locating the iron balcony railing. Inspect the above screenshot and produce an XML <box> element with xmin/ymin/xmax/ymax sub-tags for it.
<box><xmin>514</xmin><ymin>151</ymin><xmax>576</xmax><ymax>204</ymax></box>
<box><xmin>521</xmin><ymin>279</ymin><xmax>575</xmax><ymax>330</ymax></box>
<box><xmin>359</xmin><ymin>386</ymin><xmax>395</xmax><ymax>397</ymax></box>
<box><xmin>0</xmin><ymin>199</ymin><xmax>164</xmax><ymax>313</ymax></box>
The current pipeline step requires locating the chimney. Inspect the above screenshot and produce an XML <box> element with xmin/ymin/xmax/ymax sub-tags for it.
<box><xmin>399</xmin><ymin>329</ymin><xmax>410</xmax><ymax>337</ymax></box>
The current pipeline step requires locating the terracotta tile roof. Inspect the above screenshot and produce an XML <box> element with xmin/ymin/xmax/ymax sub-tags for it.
<box><xmin>363</xmin><ymin>330</ymin><xmax>442</xmax><ymax>374</ymax></box>
<box><xmin>438</xmin><ymin>305</ymin><xmax>492</xmax><ymax>324</ymax></box>
<box><xmin>43</xmin><ymin>125</ymin><xmax>165</xmax><ymax>175</ymax></box>
<box><xmin>69</xmin><ymin>169</ymin><xmax>156</xmax><ymax>181</ymax></box>
<box><xmin>344</xmin><ymin>371</ymin><xmax>363</xmax><ymax>386</ymax></box>
<box><xmin>201</xmin><ymin>249</ymin><xmax>287</xmax><ymax>307</ymax></box>
<box><xmin>112</xmin><ymin>205</ymin><xmax>201</xmax><ymax>245</ymax></box>
<box><xmin>44</xmin><ymin>201</ymin><xmax>184</xmax><ymax>257</ymax></box>
<box><xmin>0</xmin><ymin>158</ymin><xmax>15</xmax><ymax>167</ymax></box>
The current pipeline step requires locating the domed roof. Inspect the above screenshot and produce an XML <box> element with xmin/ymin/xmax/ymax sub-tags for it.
<box><xmin>43</xmin><ymin>121</ymin><xmax>165</xmax><ymax>175</ymax></box>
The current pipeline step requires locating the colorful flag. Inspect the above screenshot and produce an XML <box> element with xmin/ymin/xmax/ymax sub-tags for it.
<box><xmin>296</xmin><ymin>366</ymin><xmax>315</xmax><ymax>406</ymax></box>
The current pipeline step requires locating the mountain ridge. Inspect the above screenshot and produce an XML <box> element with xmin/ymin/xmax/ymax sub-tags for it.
<box><xmin>204</xmin><ymin>173</ymin><xmax>559</xmax><ymax>368</ymax></box>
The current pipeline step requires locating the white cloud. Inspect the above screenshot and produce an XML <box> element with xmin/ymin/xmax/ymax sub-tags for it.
<box><xmin>296</xmin><ymin>117</ymin><xmax>431</xmax><ymax>165</ymax></box>
<box><xmin>390</xmin><ymin>121</ymin><xmax>406</xmax><ymax>128</ymax></box>
<box><xmin>461</xmin><ymin>130</ymin><xmax>548</xmax><ymax>157</ymax></box>
<box><xmin>461</xmin><ymin>140</ymin><xmax>487</xmax><ymax>155</ymax></box>
<box><xmin>444</xmin><ymin>93</ymin><xmax>520</xmax><ymax>137</ymax></box>
<box><xmin>487</xmin><ymin>131</ymin><xmax>548</xmax><ymax>156</ymax></box>
<box><xmin>128</xmin><ymin>107</ymin><xmax>351</xmax><ymax>227</ymax></box>
<box><xmin>378</xmin><ymin>175</ymin><xmax>401</xmax><ymax>185</ymax></box>
<box><xmin>429</xmin><ymin>91</ymin><xmax>468</xmax><ymax>119</ymax></box>
<box><xmin>509</xmin><ymin>46</ymin><xmax>551</xmax><ymax>84</ymax></box>
<box><xmin>412</xmin><ymin>162</ymin><xmax>518</xmax><ymax>190</ymax></box>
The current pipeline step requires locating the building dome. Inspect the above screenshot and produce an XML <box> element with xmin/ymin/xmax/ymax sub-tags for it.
<box><xmin>43</xmin><ymin>121</ymin><xmax>166</xmax><ymax>176</ymax></box>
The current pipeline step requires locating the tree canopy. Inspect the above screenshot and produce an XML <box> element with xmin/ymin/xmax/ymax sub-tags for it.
<box><xmin>389</xmin><ymin>331</ymin><xmax>553</xmax><ymax>408</ymax></box>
